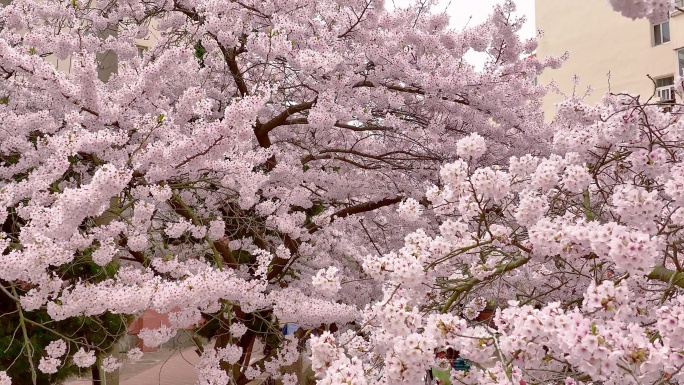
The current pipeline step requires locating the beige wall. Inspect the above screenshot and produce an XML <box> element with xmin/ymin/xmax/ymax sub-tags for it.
<box><xmin>1</xmin><ymin>1</ymin><xmax>160</xmax><ymax>80</ymax></box>
<box><xmin>536</xmin><ymin>0</ymin><xmax>684</xmax><ymax>119</ymax></box>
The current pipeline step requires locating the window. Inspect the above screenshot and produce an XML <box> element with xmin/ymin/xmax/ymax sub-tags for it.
<box><xmin>654</xmin><ymin>20</ymin><xmax>670</xmax><ymax>46</ymax></box>
<box><xmin>678</xmin><ymin>49</ymin><xmax>684</xmax><ymax>76</ymax></box>
<box><xmin>137</xmin><ymin>46</ymin><xmax>147</xmax><ymax>58</ymax></box>
<box><xmin>656</xmin><ymin>76</ymin><xmax>675</xmax><ymax>102</ymax></box>
<box><xmin>678</xmin><ymin>0</ymin><xmax>684</xmax><ymax>8</ymax></box>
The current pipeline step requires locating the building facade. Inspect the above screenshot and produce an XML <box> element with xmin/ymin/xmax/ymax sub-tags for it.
<box><xmin>536</xmin><ymin>0</ymin><xmax>684</xmax><ymax>118</ymax></box>
<box><xmin>0</xmin><ymin>0</ymin><xmax>159</xmax><ymax>81</ymax></box>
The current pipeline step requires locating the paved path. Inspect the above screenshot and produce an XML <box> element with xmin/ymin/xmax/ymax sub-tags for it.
<box><xmin>66</xmin><ymin>347</ymin><xmax>201</xmax><ymax>385</ymax></box>
<box><xmin>65</xmin><ymin>347</ymin><xmax>269</xmax><ymax>385</ymax></box>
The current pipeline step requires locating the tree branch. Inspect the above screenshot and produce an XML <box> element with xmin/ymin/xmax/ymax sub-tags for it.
<box><xmin>441</xmin><ymin>257</ymin><xmax>531</xmax><ymax>313</ymax></box>
<box><xmin>647</xmin><ymin>265</ymin><xmax>684</xmax><ymax>288</ymax></box>
<box><xmin>306</xmin><ymin>196</ymin><xmax>404</xmax><ymax>234</ymax></box>
<box><xmin>254</xmin><ymin>99</ymin><xmax>317</xmax><ymax>144</ymax></box>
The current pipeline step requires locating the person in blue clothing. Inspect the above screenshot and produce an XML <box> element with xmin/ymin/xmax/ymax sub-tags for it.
<box><xmin>425</xmin><ymin>348</ymin><xmax>473</xmax><ymax>385</ymax></box>
<box><xmin>446</xmin><ymin>348</ymin><xmax>471</xmax><ymax>371</ymax></box>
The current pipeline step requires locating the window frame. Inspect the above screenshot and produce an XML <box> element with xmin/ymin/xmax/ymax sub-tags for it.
<box><xmin>137</xmin><ymin>45</ymin><xmax>148</xmax><ymax>58</ymax></box>
<box><xmin>653</xmin><ymin>20</ymin><xmax>671</xmax><ymax>46</ymax></box>
<box><xmin>655</xmin><ymin>76</ymin><xmax>675</xmax><ymax>102</ymax></box>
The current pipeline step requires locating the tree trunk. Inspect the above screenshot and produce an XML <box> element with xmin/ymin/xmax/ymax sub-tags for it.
<box><xmin>213</xmin><ymin>315</ymin><xmax>258</xmax><ymax>385</ymax></box>
<box><xmin>91</xmin><ymin>364</ymin><xmax>101</xmax><ymax>385</ymax></box>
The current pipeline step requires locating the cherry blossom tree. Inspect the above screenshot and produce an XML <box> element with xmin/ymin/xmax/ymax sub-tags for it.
<box><xmin>0</xmin><ymin>0</ymin><xmax>557</xmax><ymax>383</ymax></box>
<box><xmin>308</xmin><ymin>2</ymin><xmax>684</xmax><ymax>385</ymax></box>
<box><xmin>0</xmin><ymin>0</ymin><xmax>681</xmax><ymax>384</ymax></box>
<box><xmin>312</xmin><ymin>94</ymin><xmax>684</xmax><ymax>385</ymax></box>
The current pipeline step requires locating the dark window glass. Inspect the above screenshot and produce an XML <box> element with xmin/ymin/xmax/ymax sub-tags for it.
<box><xmin>654</xmin><ymin>21</ymin><xmax>671</xmax><ymax>45</ymax></box>
<box><xmin>657</xmin><ymin>77</ymin><xmax>674</xmax><ymax>87</ymax></box>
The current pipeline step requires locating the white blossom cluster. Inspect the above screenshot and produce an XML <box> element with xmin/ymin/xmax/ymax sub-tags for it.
<box><xmin>38</xmin><ymin>340</ymin><xmax>67</xmax><ymax>374</ymax></box>
<box><xmin>311</xmin><ymin>266</ymin><xmax>342</xmax><ymax>298</ymax></box>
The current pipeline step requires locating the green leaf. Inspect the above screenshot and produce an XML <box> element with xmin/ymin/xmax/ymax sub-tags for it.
<box><xmin>193</xmin><ymin>41</ymin><xmax>206</xmax><ymax>68</ymax></box>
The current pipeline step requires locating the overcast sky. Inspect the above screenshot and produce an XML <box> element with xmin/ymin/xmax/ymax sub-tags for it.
<box><xmin>389</xmin><ymin>0</ymin><xmax>536</xmax><ymax>67</ymax></box>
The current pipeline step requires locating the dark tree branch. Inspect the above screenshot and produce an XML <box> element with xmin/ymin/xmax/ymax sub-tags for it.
<box><xmin>173</xmin><ymin>136</ymin><xmax>224</xmax><ymax>169</ymax></box>
<box><xmin>305</xmin><ymin>196</ymin><xmax>404</xmax><ymax>234</ymax></box>
<box><xmin>255</xmin><ymin>99</ymin><xmax>317</xmax><ymax>139</ymax></box>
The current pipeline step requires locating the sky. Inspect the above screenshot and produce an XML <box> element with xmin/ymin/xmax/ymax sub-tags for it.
<box><xmin>388</xmin><ymin>0</ymin><xmax>536</xmax><ymax>67</ymax></box>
